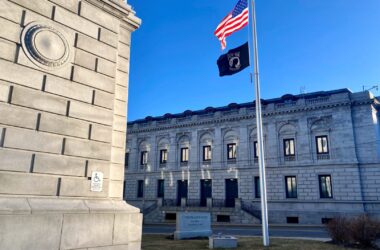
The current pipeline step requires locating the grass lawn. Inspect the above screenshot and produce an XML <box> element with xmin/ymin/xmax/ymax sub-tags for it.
<box><xmin>142</xmin><ymin>234</ymin><xmax>374</xmax><ymax>250</ymax></box>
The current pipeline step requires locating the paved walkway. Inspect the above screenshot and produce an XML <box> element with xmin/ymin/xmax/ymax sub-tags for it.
<box><xmin>143</xmin><ymin>224</ymin><xmax>330</xmax><ymax>241</ymax></box>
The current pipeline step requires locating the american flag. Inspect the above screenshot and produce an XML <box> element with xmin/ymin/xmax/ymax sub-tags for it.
<box><xmin>214</xmin><ymin>0</ymin><xmax>249</xmax><ymax>50</ymax></box>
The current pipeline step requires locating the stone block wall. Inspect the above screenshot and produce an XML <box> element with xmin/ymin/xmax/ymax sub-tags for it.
<box><xmin>0</xmin><ymin>0</ymin><xmax>141</xmax><ymax>249</ymax></box>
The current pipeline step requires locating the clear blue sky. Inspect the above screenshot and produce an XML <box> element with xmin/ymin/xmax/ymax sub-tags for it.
<box><xmin>127</xmin><ymin>0</ymin><xmax>380</xmax><ymax>121</ymax></box>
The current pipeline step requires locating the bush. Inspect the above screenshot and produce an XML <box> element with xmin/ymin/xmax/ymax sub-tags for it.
<box><xmin>349</xmin><ymin>215</ymin><xmax>380</xmax><ymax>247</ymax></box>
<box><xmin>325</xmin><ymin>215</ymin><xmax>380</xmax><ymax>248</ymax></box>
<box><xmin>325</xmin><ymin>216</ymin><xmax>352</xmax><ymax>245</ymax></box>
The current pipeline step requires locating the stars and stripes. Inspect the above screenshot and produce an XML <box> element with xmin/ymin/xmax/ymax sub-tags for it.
<box><xmin>214</xmin><ymin>0</ymin><xmax>249</xmax><ymax>50</ymax></box>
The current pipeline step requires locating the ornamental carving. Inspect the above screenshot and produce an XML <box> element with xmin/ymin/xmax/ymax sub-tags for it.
<box><xmin>21</xmin><ymin>22</ymin><xmax>71</xmax><ymax>70</ymax></box>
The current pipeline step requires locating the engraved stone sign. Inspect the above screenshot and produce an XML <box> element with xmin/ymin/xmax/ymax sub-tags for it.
<box><xmin>90</xmin><ymin>171</ymin><xmax>104</xmax><ymax>192</ymax></box>
<box><xmin>174</xmin><ymin>212</ymin><xmax>212</xmax><ymax>240</ymax></box>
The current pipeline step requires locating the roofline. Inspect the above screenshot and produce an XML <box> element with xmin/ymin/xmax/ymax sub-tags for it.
<box><xmin>127</xmin><ymin>88</ymin><xmax>352</xmax><ymax>125</ymax></box>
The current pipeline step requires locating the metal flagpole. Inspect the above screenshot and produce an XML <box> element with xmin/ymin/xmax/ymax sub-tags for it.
<box><xmin>250</xmin><ymin>0</ymin><xmax>270</xmax><ymax>246</ymax></box>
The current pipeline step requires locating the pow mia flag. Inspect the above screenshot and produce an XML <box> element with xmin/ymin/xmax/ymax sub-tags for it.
<box><xmin>217</xmin><ymin>42</ymin><xmax>250</xmax><ymax>77</ymax></box>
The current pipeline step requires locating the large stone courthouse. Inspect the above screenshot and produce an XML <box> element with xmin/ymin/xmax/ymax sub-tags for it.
<box><xmin>125</xmin><ymin>89</ymin><xmax>380</xmax><ymax>225</ymax></box>
<box><xmin>0</xmin><ymin>0</ymin><xmax>141</xmax><ymax>249</ymax></box>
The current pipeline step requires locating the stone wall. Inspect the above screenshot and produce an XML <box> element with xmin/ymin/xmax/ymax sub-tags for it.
<box><xmin>0</xmin><ymin>0</ymin><xmax>141</xmax><ymax>249</ymax></box>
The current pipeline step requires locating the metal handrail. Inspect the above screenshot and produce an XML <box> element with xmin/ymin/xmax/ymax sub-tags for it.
<box><xmin>241</xmin><ymin>200</ymin><xmax>262</xmax><ymax>221</ymax></box>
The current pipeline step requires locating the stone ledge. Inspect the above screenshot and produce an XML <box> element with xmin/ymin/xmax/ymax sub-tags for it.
<box><xmin>0</xmin><ymin>197</ymin><xmax>31</xmax><ymax>215</ymax></box>
<box><xmin>0</xmin><ymin>197</ymin><xmax>140</xmax><ymax>215</ymax></box>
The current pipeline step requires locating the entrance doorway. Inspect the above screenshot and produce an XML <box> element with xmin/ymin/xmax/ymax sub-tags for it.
<box><xmin>225</xmin><ymin>179</ymin><xmax>238</xmax><ymax>207</ymax></box>
<box><xmin>200</xmin><ymin>179</ymin><xmax>212</xmax><ymax>206</ymax></box>
<box><xmin>177</xmin><ymin>180</ymin><xmax>188</xmax><ymax>206</ymax></box>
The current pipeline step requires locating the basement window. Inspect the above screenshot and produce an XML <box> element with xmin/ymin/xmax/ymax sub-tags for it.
<box><xmin>165</xmin><ymin>213</ymin><xmax>176</xmax><ymax>221</ymax></box>
<box><xmin>217</xmin><ymin>215</ymin><xmax>230</xmax><ymax>223</ymax></box>
<box><xmin>286</xmin><ymin>217</ymin><xmax>299</xmax><ymax>224</ymax></box>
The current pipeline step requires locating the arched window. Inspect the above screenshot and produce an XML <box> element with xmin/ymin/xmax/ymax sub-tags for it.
<box><xmin>177</xmin><ymin>134</ymin><xmax>190</xmax><ymax>167</ymax></box>
<box><xmin>138</xmin><ymin>140</ymin><xmax>150</xmax><ymax>170</ymax></box>
<box><xmin>157</xmin><ymin>137</ymin><xmax>170</xmax><ymax>168</ymax></box>
<box><xmin>199</xmin><ymin>132</ymin><xmax>213</xmax><ymax>165</ymax></box>
<box><xmin>309</xmin><ymin>117</ymin><xmax>332</xmax><ymax>161</ymax></box>
<box><xmin>278</xmin><ymin>123</ymin><xmax>297</xmax><ymax>162</ymax></box>
<box><xmin>223</xmin><ymin>129</ymin><xmax>239</xmax><ymax>166</ymax></box>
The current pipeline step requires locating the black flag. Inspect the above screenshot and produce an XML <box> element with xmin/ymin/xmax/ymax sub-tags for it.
<box><xmin>217</xmin><ymin>42</ymin><xmax>250</xmax><ymax>77</ymax></box>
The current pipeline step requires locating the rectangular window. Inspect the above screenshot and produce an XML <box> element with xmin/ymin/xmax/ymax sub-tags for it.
<box><xmin>287</xmin><ymin>217</ymin><xmax>299</xmax><ymax>224</ymax></box>
<box><xmin>285</xmin><ymin>176</ymin><xmax>297</xmax><ymax>198</ymax></box>
<box><xmin>157</xmin><ymin>179</ymin><xmax>165</xmax><ymax>198</ymax></box>
<box><xmin>160</xmin><ymin>149</ymin><xmax>168</xmax><ymax>164</ymax></box>
<box><xmin>140</xmin><ymin>151</ymin><xmax>148</xmax><ymax>165</ymax></box>
<box><xmin>322</xmin><ymin>218</ymin><xmax>333</xmax><ymax>224</ymax></box>
<box><xmin>137</xmin><ymin>180</ymin><xmax>144</xmax><ymax>198</ymax></box>
<box><xmin>319</xmin><ymin>175</ymin><xmax>333</xmax><ymax>198</ymax></box>
<box><xmin>283</xmin><ymin>139</ymin><xmax>295</xmax><ymax>156</ymax></box>
<box><xmin>254</xmin><ymin>176</ymin><xmax>261</xmax><ymax>198</ymax></box>
<box><xmin>203</xmin><ymin>146</ymin><xmax>212</xmax><ymax>161</ymax></box>
<box><xmin>180</xmin><ymin>147</ymin><xmax>189</xmax><ymax>163</ymax></box>
<box><xmin>316</xmin><ymin>136</ymin><xmax>329</xmax><ymax>154</ymax></box>
<box><xmin>124</xmin><ymin>152</ymin><xmax>129</xmax><ymax>168</ymax></box>
<box><xmin>217</xmin><ymin>215</ymin><xmax>230</xmax><ymax>223</ymax></box>
<box><xmin>227</xmin><ymin>143</ymin><xmax>237</xmax><ymax>160</ymax></box>
<box><xmin>253</xmin><ymin>141</ymin><xmax>258</xmax><ymax>159</ymax></box>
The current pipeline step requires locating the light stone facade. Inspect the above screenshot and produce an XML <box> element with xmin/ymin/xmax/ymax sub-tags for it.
<box><xmin>125</xmin><ymin>89</ymin><xmax>380</xmax><ymax>225</ymax></box>
<box><xmin>0</xmin><ymin>0</ymin><xmax>141</xmax><ymax>249</ymax></box>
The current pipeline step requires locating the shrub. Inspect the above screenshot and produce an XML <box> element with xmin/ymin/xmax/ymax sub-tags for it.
<box><xmin>325</xmin><ymin>216</ymin><xmax>351</xmax><ymax>245</ymax></box>
<box><xmin>325</xmin><ymin>215</ymin><xmax>380</xmax><ymax>248</ymax></box>
<box><xmin>349</xmin><ymin>215</ymin><xmax>380</xmax><ymax>247</ymax></box>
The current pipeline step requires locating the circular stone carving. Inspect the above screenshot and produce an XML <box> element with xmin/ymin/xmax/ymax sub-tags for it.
<box><xmin>21</xmin><ymin>22</ymin><xmax>71</xmax><ymax>70</ymax></box>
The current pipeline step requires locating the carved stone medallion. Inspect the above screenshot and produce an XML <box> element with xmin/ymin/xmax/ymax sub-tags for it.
<box><xmin>21</xmin><ymin>22</ymin><xmax>71</xmax><ymax>70</ymax></box>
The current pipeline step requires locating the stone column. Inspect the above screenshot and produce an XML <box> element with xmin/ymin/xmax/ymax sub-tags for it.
<box><xmin>0</xmin><ymin>0</ymin><xmax>141</xmax><ymax>249</ymax></box>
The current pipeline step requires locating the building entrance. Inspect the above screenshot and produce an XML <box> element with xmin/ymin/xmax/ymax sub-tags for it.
<box><xmin>177</xmin><ymin>180</ymin><xmax>188</xmax><ymax>206</ymax></box>
<box><xmin>225</xmin><ymin>179</ymin><xmax>238</xmax><ymax>207</ymax></box>
<box><xmin>200</xmin><ymin>179</ymin><xmax>212</xmax><ymax>206</ymax></box>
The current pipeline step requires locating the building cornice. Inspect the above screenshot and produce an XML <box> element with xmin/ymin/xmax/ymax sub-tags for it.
<box><xmin>128</xmin><ymin>101</ymin><xmax>352</xmax><ymax>134</ymax></box>
<box><xmin>85</xmin><ymin>0</ymin><xmax>141</xmax><ymax>30</ymax></box>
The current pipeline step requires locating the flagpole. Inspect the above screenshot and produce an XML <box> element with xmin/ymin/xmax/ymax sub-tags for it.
<box><xmin>250</xmin><ymin>0</ymin><xmax>270</xmax><ymax>246</ymax></box>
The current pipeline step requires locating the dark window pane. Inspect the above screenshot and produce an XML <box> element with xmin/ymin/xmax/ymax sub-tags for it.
<box><xmin>157</xmin><ymin>180</ymin><xmax>164</xmax><ymax>198</ymax></box>
<box><xmin>124</xmin><ymin>153</ymin><xmax>129</xmax><ymax>168</ymax></box>
<box><xmin>254</xmin><ymin>141</ymin><xmax>258</xmax><ymax>159</ymax></box>
<box><xmin>285</xmin><ymin>176</ymin><xmax>297</xmax><ymax>198</ymax></box>
<box><xmin>319</xmin><ymin>175</ymin><xmax>333</xmax><ymax>198</ymax></box>
<box><xmin>287</xmin><ymin>217</ymin><xmax>299</xmax><ymax>224</ymax></box>
<box><xmin>137</xmin><ymin>180</ymin><xmax>144</xmax><ymax>198</ymax></box>
<box><xmin>254</xmin><ymin>176</ymin><xmax>261</xmax><ymax>198</ymax></box>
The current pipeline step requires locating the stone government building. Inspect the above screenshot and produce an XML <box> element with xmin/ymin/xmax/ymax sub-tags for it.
<box><xmin>124</xmin><ymin>89</ymin><xmax>380</xmax><ymax>225</ymax></box>
<box><xmin>0</xmin><ymin>0</ymin><xmax>141</xmax><ymax>249</ymax></box>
